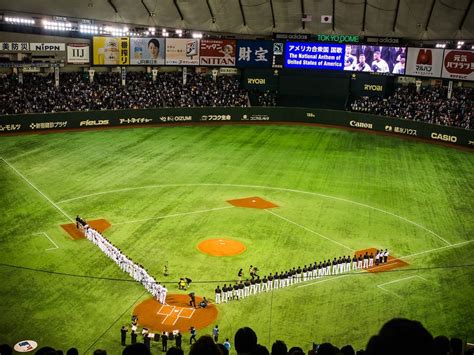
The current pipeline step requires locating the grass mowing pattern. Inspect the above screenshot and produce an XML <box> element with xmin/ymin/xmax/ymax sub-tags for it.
<box><xmin>0</xmin><ymin>124</ymin><xmax>473</xmax><ymax>353</ymax></box>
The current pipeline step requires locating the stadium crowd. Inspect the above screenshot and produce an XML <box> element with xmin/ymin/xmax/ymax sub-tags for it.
<box><xmin>1</xmin><ymin>318</ymin><xmax>471</xmax><ymax>355</ymax></box>
<box><xmin>350</xmin><ymin>85</ymin><xmax>473</xmax><ymax>130</ymax></box>
<box><xmin>0</xmin><ymin>72</ymin><xmax>249</xmax><ymax>114</ymax></box>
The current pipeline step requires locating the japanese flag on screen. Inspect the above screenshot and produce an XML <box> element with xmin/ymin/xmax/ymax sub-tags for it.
<box><xmin>321</xmin><ymin>15</ymin><xmax>332</xmax><ymax>23</ymax></box>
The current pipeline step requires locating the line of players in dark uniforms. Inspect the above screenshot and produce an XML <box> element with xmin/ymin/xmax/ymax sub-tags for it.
<box><xmin>214</xmin><ymin>249</ymin><xmax>389</xmax><ymax>304</ymax></box>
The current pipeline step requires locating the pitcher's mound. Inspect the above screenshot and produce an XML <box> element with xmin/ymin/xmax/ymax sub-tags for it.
<box><xmin>227</xmin><ymin>196</ymin><xmax>278</xmax><ymax>209</ymax></box>
<box><xmin>355</xmin><ymin>248</ymin><xmax>409</xmax><ymax>273</ymax></box>
<box><xmin>133</xmin><ymin>294</ymin><xmax>218</xmax><ymax>333</ymax></box>
<box><xmin>198</xmin><ymin>238</ymin><xmax>246</xmax><ymax>256</ymax></box>
<box><xmin>61</xmin><ymin>219</ymin><xmax>111</xmax><ymax>240</ymax></box>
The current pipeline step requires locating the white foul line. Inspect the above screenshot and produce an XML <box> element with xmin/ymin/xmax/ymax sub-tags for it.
<box><xmin>298</xmin><ymin>239</ymin><xmax>472</xmax><ymax>289</ymax></box>
<box><xmin>265</xmin><ymin>209</ymin><xmax>354</xmax><ymax>252</ymax></box>
<box><xmin>377</xmin><ymin>275</ymin><xmax>428</xmax><ymax>299</ymax></box>
<box><xmin>35</xmin><ymin>232</ymin><xmax>59</xmax><ymax>250</ymax></box>
<box><xmin>1</xmin><ymin>158</ymin><xmax>74</xmax><ymax>222</ymax></box>
<box><xmin>54</xmin><ymin>183</ymin><xmax>449</xmax><ymax>246</ymax></box>
<box><xmin>113</xmin><ymin>206</ymin><xmax>234</xmax><ymax>226</ymax></box>
<box><xmin>161</xmin><ymin>306</ymin><xmax>176</xmax><ymax>324</ymax></box>
<box><xmin>397</xmin><ymin>240</ymin><xmax>473</xmax><ymax>260</ymax></box>
<box><xmin>172</xmin><ymin>309</ymin><xmax>184</xmax><ymax>326</ymax></box>
<box><xmin>377</xmin><ymin>285</ymin><xmax>404</xmax><ymax>299</ymax></box>
<box><xmin>377</xmin><ymin>275</ymin><xmax>424</xmax><ymax>287</ymax></box>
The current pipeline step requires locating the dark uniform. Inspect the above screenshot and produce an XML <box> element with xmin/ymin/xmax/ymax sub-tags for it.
<box><xmin>161</xmin><ymin>332</ymin><xmax>168</xmax><ymax>352</ymax></box>
<box><xmin>175</xmin><ymin>332</ymin><xmax>182</xmax><ymax>349</ymax></box>
<box><xmin>190</xmin><ymin>327</ymin><xmax>197</xmax><ymax>344</ymax></box>
<box><xmin>120</xmin><ymin>326</ymin><xmax>128</xmax><ymax>346</ymax></box>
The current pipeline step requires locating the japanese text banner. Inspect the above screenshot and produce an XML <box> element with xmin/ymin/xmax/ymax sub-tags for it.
<box><xmin>199</xmin><ymin>39</ymin><xmax>236</xmax><ymax>66</ymax></box>
<box><xmin>236</xmin><ymin>40</ymin><xmax>272</xmax><ymax>68</ymax></box>
<box><xmin>441</xmin><ymin>50</ymin><xmax>474</xmax><ymax>81</ymax></box>
<box><xmin>284</xmin><ymin>42</ymin><xmax>345</xmax><ymax>70</ymax></box>
<box><xmin>93</xmin><ymin>37</ymin><xmax>129</xmax><ymax>65</ymax></box>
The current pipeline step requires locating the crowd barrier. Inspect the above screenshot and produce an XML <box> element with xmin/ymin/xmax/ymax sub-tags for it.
<box><xmin>0</xmin><ymin>107</ymin><xmax>472</xmax><ymax>148</ymax></box>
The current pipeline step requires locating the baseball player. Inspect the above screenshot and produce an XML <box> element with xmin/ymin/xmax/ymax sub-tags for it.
<box><xmin>215</xmin><ymin>285</ymin><xmax>221</xmax><ymax>304</ymax></box>
<box><xmin>160</xmin><ymin>285</ymin><xmax>167</xmax><ymax>304</ymax></box>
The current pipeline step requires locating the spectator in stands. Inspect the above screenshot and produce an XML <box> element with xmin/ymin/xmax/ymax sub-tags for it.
<box><xmin>365</xmin><ymin>318</ymin><xmax>434</xmax><ymax>355</ymax></box>
<box><xmin>234</xmin><ymin>326</ymin><xmax>258</xmax><ymax>354</ymax></box>
<box><xmin>189</xmin><ymin>335</ymin><xmax>221</xmax><ymax>355</ymax></box>
<box><xmin>122</xmin><ymin>343</ymin><xmax>150</xmax><ymax>355</ymax></box>
<box><xmin>350</xmin><ymin>85</ymin><xmax>472</xmax><ymax>130</ymax></box>
<box><xmin>271</xmin><ymin>340</ymin><xmax>288</xmax><ymax>355</ymax></box>
<box><xmin>433</xmin><ymin>335</ymin><xmax>450</xmax><ymax>355</ymax></box>
<box><xmin>0</xmin><ymin>72</ymin><xmax>248</xmax><ymax>115</ymax></box>
<box><xmin>341</xmin><ymin>344</ymin><xmax>356</xmax><ymax>355</ymax></box>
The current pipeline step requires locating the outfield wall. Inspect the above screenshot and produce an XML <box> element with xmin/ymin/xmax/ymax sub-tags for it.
<box><xmin>0</xmin><ymin>107</ymin><xmax>472</xmax><ymax>148</ymax></box>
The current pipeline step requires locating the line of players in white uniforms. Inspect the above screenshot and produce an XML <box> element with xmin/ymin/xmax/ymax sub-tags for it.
<box><xmin>83</xmin><ymin>223</ymin><xmax>168</xmax><ymax>304</ymax></box>
<box><xmin>214</xmin><ymin>249</ymin><xmax>389</xmax><ymax>304</ymax></box>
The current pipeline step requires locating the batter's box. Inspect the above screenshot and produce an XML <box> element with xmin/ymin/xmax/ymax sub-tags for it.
<box><xmin>178</xmin><ymin>308</ymin><xmax>195</xmax><ymax>319</ymax></box>
<box><xmin>157</xmin><ymin>305</ymin><xmax>175</xmax><ymax>316</ymax></box>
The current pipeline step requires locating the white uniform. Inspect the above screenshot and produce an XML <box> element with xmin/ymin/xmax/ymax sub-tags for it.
<box><xmin>160</xmin><ymin>286</ymin><xmax>167</xmax><ymax>304</ymax></box>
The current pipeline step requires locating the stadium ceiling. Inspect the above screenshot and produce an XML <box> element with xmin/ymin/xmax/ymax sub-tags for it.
<box><xmin>1</xmin><ymin>0</ymin><xmax>473</xmax><ymax>40</ymax></box>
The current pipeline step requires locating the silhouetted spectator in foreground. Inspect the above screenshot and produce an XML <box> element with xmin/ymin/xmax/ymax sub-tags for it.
<box><xmin>365</xmin><ymin>318</ymin><xmax>434</xmax><ymax>355</ymax></box>
<box><xmin>450</xmin><ymin>337</ymin><xmax>463</xmax><ymax>355</ymax></box>
<box><xmin>318</xmin><ymin>343</ymin><xmax>337</xmax><ymax>355</ymax></box>
<box><xmin>341</xmin><ymin>344</ymin><xmax>356</xmax><ymax>355</ymax></box>
<box><xmin>433</xmin><ymin>335</ymin><xmax>450</xmax><ymax>355</ymax></box>
<box><xmin>271</xmin><ymin>340</ymin><xmax>288</xmax><ymax>355</ymax></box>
<box><xmin>35</xmin><ymin>347</ymin><xmax>58</xmax><ymax>355</ymax></box>
<box><xmin>66</xmin><ymin>348</ymin><xmax>79</xmax><ymax>355</ymax></box>
<box><xmin>288</xmin><ymin>346</ymin><xmax>305</xmax><ymax>354</ymax></box>
<box><xmin>122</xmin><ymin>343</ymin><xmax>150</xmax><ymax>355</ymax></box>
<box><xmin>0</xmin><ymin>343</ymin><xmax>13</xmax><ymax>355</ymax></box>
<box><xmin>235</xmin><ymin>327</ymin><xmax>258</xmax><ymax>354</ymax></box>
<box><xmin>166</xmin><ymin>347</ymin><xmax>184</xmax><ymax>355</ymax></box>
<box><xmin>189</xmin><ymin>335</ymin><xmax>221</xmax><ymax>355</ymax></box>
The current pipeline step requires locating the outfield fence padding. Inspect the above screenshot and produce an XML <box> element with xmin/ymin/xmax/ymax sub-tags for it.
<box><xmin>0</xmin><ymin>107</ymin><xmax>472</xmax><ymax>148</ymax></box>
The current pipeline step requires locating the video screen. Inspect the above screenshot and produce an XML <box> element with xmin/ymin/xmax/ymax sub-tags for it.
<box><xmin>343</xmin><ymin>45</ymin><xmax>407</xmax><ymax>74</ymax></box>
<box><xmin>284</xmin><ymin>42</ymin><xmax>344</xmax><ymax>70</ymax></box>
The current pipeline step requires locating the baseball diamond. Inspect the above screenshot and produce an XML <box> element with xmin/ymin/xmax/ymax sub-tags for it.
<box><xmin>0</xmin><ymin>3</ymin><xmax>473</xmax><ymax>352</ymax></box>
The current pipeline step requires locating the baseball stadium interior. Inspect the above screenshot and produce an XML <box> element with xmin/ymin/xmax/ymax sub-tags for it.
<box><xmin>0</xmin><ymin>0</ymin><xmax>473</xmax><ymax>354</ymax></box>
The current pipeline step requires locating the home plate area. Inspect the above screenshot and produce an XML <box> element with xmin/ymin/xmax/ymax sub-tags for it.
<box><xmin>133</xmin><ymin>294</ymin><xmax>218</xmax><ymax>333</ymax></box>
<box><xmin>157</xmin><ymin>304</ymin><xmax>195</xmax><ymax>326</ymax></box>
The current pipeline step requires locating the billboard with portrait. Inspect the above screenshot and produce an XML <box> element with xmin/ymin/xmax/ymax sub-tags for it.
<box><xmin>343</xmin><ymin>45</ymin><xmax>406</xmax><ymax>74</ymax></box>
<box><xmin>130</xmin><ymin>38</ymin><xmax>165</xmax><ymax>65</ymax></box>
<box><xmin>92</xmin><ymin>37</ymin><xmax>129</xmax><ymax>65</ymax></box>
<box><xmin>236</xmin><ymin>40</ymin><xmax>272</xmax><ymax>68</ymax></box>
<box><xmin>165</xmin><ymin>39</ymin><xmax>200</xmax><ymax>66</ymax></box>
<box><xmin>199</xmin><ymin>39</ymin><xmax>236</xmax><ymax>66</ymax></box>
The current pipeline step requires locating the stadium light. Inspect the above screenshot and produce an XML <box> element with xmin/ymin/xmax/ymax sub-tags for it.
<box><xmin>79</xmin><ymin>24</ymin><xmax>99</xmax><ymax>34</ymax></box>
<box><xmin>457</xmin><ymin>41</ymin><xmax>464</xmax><ymax>45</ymax></box>
<box><xmin>192</xmin><ymin>32</ymin><xmax>202</xmax><ymax>39</ymax></box>
<box><xmin>435</xmin><ymin>43</ymin><xmax>446</xmax><ymax>48</ymax></box>
<box><xmin>103</xmin><ymin>25</ymin><xmax>128</xmax><ymax>36</ymax></box>
<box><xmin>148</xmin><ymin>27</ymin><xmax>155</xmax><ymax>35</ymax></box>
<box><xmin>4</xmin><ymin>16</ymin><xmax>35</xmax><ymax>25</ymax></box>
<box><xmin>43</xmin><ymin>19</ymin><xmax>73</xmax><ymax>31</ymax></box>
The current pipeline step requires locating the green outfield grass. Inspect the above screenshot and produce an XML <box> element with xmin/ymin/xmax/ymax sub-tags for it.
<box><xmin>0</xmin><ymin>124</ymin><xmax>473</xmax><ymax>354</ymax></box>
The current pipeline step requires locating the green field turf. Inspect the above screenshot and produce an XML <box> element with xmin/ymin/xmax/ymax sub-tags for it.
<box><xmin>0</xmin><ymin>124</ymin><xmax>473</xmax><ymax>354</ymax></box>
